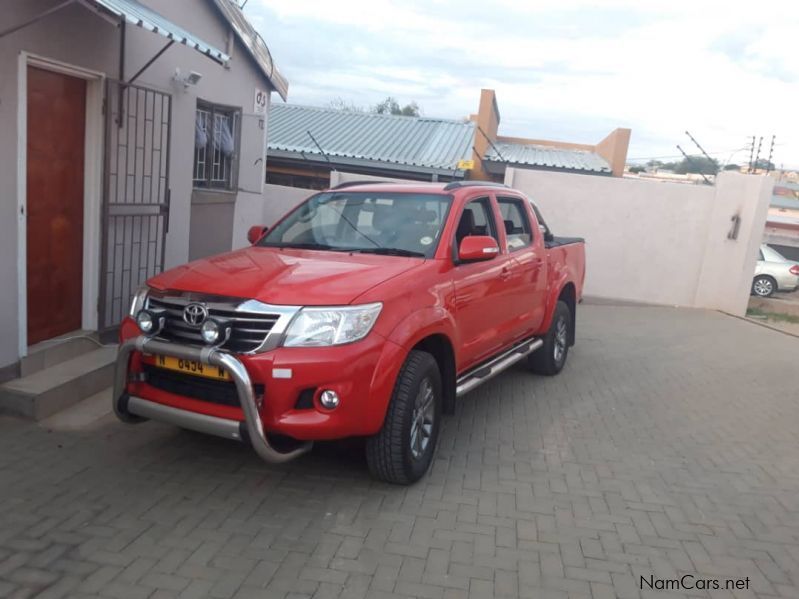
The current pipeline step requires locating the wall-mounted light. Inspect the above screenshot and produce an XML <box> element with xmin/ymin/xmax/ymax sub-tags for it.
<box><xmin>172</xmin><ymin>68</ymin><xmax>203</xmax><ymax>91</ymax></box>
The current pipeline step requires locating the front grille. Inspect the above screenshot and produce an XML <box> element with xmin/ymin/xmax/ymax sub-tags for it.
<box><xmin>143</xmin><ymin>364</ymin><xmax>264</xmax><ymax>408</ymax></box>
<box><xmin>147</xmin><ymin>295</ymin><xmax>280</xmax><ymax>353</ymax></box>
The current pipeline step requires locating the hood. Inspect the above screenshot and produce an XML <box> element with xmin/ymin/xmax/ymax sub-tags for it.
<box><xmin>147</xmin><ymin>247</ymin><xmax>423</xmax><ymax>305</ymax></box>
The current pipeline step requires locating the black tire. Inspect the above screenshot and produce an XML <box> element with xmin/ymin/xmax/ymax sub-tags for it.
<box><xmin>752</xmin><ymin>275</ymin><xmax>776</xmax><ymax>297</ymax></box>
<box><xmin>366</xmin><ymin>350</ymin><xmax>442</xmax><ymax>485</ymax></box>
<box><xmin>528</xmin><ymin>300</ymin><xmax>572</xmax><ymax>376</ymax></box>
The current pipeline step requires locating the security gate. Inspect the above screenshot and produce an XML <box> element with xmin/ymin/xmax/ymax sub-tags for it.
<box><xmin>99</xmin><ymin>80</ymin><xmax>171</xmax><ymax>330</ymax></box>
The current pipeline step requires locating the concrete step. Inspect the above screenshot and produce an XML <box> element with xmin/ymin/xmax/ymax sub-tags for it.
<box><xmin>21</xmin><ymin>332</ymin><xmax>104</xmax><ymax>377</ymax></box>
<box><xmin>0</xmin><ymin>346</ymin><xmax>117</xmax><ymax>420</ymax></box>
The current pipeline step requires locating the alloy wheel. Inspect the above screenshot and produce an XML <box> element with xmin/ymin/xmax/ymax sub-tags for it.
<box><xmin>410</xmin><ymin>377</ymin><xmax>435</xmax><ymax>460</ymax></box>
<box><xmin>553</xmin><ymin>316</ymin><xmax>568</xmax><ymax>364</ymax></box>
<box><xmin>754</xmin><ymin>278</ymin><xmax>773</xmax><ymax>296</ymax></box>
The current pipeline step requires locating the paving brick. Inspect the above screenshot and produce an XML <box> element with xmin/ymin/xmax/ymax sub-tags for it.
<box><xmin>138</xmin><ymin>572</ymin><xmax>190</xmax><ymax>592</ymax></box>
<box><xmin>0</xmin><ymin>305</ymin><xmax>798</xmax><ymax>599</ymax></box>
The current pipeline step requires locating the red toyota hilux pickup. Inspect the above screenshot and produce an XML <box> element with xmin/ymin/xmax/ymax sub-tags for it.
<box><xmin>114</xmin><ymin>181</ymin><xmax>585</xmax><ymax>484</ymax></box>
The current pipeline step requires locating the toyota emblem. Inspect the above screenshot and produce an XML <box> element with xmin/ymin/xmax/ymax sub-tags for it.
<box><xmin>183</xmin><ymin>303</ymin><xmax>208</xmax><ymax>326</ymax></box>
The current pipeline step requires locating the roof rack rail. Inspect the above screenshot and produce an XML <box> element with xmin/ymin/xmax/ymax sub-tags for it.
<box><xmin>330</xmin><ymin>180</ymin><xmax>383</xmax><ymax>190</ymax></box>
<box><xmin>443</xmin><ymin>181</ymin><xmax>509</xmax><ymax>191</ymax></box>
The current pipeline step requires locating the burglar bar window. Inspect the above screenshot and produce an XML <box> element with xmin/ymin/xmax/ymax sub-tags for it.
<box><xmin>193</xmin><ymin>102</ymin><xmax>240</xmax><ymax>190</ymax></box>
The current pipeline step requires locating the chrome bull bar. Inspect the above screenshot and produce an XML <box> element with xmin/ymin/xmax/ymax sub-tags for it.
<box><xmin>113</xmin><ymin>336</ymin><xmax>313</xmax><ymax>464</ymax></box>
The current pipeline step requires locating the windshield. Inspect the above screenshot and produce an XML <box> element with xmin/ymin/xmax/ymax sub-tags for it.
<box><xmin>260</xmin><ymin>192</ymin><xmax>452</xmax><ymax>258</ymax></box>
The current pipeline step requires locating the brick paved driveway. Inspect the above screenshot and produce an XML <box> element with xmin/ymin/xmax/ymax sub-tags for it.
<box><xmin>1</xmin><ymin>305</ymin><xmax>798</xmax><ymax>599</ymax></box>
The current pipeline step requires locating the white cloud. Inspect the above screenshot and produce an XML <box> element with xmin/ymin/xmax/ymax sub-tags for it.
<box><xmin>252</xmin><ymin>0</ymin><xmax>799</xmax><ymax>167</ymax></box>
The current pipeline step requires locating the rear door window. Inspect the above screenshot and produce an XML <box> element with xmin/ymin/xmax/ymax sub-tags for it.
<box><xmin>497</xmin><ymin>197</ymin><xmax>533</xmax><ymax>251</ymax></box>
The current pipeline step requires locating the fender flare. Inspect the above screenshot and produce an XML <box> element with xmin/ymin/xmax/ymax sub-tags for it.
<box><xmin>540</xmin><ymin>275</ymin><xmax>577</xmax><ymax>342</ymax></box>
<box><xmin>368</xmin><ymin>306</ymin><xmax>459</xmax><ymax>419</ymax></box>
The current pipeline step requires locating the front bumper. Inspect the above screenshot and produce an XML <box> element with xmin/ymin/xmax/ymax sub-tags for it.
<box><xmin>114</xmin><ymin>336</ymin><xmax>312</xmax><ymax>463</ymax></box>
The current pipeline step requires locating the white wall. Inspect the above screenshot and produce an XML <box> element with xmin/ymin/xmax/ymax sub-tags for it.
<box><xmin>330</xmin><ymin>170</ymin><xmax>412</xmax><ymax>186</ymax></box>
<box><xmin>506</xmin><ymin>169</ymin><xmax>773</xmax><ymax>315</ymax></box>
<box><xmin>693</xmin><ymin>173</ymin><xmax>772</xmax><ymax>315</ymax></box>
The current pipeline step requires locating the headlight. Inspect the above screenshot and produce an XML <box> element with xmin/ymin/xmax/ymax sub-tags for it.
<box><xmin>283</xmin><ymin>303</ymin><xmax>382</xmax><ymax>347</ymax></box>
<box><xmin>130</xmin><ymin>286</ymin><xmax>149</xmax><ymax>316</ymax></box>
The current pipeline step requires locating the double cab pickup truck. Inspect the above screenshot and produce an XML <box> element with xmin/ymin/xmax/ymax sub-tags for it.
<box><xmin>114</xmin><ymin>181</ymin><xmax>585</xmax><ymax>484</ymax></box>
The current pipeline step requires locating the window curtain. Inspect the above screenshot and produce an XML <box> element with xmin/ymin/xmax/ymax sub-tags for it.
<box><xmin>214</xmin><ymin>115</ymin><xmax>235</xmax><ymax>157</ymax></box>
<box><xmin>195</xmin><ymin>112</ymin><xmax>208</xmax><ymax>149</ymax></box>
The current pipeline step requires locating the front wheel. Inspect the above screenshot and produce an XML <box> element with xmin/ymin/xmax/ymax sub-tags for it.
<box><xmin>752</xmin><ymin>275</ymin><xmax>776</xmax><ymax>297</ymax></box>
<box><xmin>528</xmin><ymin>300</ymin><xmax>572</xmax><ymax>376</ymax></box>
<box><xmin>366</xmin><ymin>350</ymin><xmax>442</xmax><ymax>485</ymax></box>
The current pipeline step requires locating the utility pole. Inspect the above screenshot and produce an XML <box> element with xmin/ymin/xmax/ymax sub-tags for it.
<box><xmin>747</xmin><ymin>135</ymin><xmax>755</xmax><ymax>173</ymax></box>
<box><xmin>753</xmin><ymin>136</ymin><xmax>763</xmax><ymax>173</ymax></box>
<box><xmin>765</xmin><ymin>135</ymin><xmax>776</xmax><ymax>175</ymax></box>
<box><xmin>685</xmin><ymin>131</ymin><xmax>715</xmax><ymax>167</ymax></box>
<box><xmin>676</xmin><ymin>144</ymin><xmax>712</xmax><ymax>185</ymax></box>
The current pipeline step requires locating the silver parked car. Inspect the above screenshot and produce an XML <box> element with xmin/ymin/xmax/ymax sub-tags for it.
<box><xmin>752</xmin><ymin>244</ymin><xmax>799</xmax><ymax>297</ymax></box>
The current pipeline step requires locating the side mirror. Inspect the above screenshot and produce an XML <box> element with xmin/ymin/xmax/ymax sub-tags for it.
<box><xmin>458</xmin><ymin>235</ymin><xmax>499</xmax><ymax>262</ymax></box>
<box><xmin>247</xmin><ymin>225</ymin><xmax>268</xmax><ymax>245</ymax></box>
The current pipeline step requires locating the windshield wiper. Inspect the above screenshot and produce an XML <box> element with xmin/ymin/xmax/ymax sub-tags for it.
<box><xmin>350</xmin><ymin>248</ymin><xmax>426</xmax><ymax>258</ymax></box>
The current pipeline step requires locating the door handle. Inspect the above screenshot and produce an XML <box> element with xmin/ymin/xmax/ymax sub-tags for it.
<box><xmin>500</xmin><ymin>266</ymin><xmax>512</xmax><ymax>280</ymax></box>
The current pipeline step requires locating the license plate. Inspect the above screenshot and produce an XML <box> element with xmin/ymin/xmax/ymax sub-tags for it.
<box><xmin>153</xmin><ymin>355</ymin><xmax>231</xmax><ymax>381</ymax></box>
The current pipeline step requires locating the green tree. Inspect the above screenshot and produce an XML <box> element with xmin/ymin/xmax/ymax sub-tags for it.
<box><xmin>326</xmin><ymin>97</ymin><xmax>364</xmax><ymax>112</ymax></box>
<box><xmin>673</xmin><ymin>155</ymin><xmax>719</xmax><ymax>175</ymax></box>
<box><xmin>373</xmin><ymin>96</ymin><xmax>421</xmax><ymax>117</ymax></box>
<box><xmin>723</xmin><ymin>163</ymin><xmax>741</xmax><ymax>171</ymax></box>
<box><xmin>752</xmin><ymin>158</ymin><xmax>775</xmax><ymax>171</ymax></box>
<box><xmin>647</xmin><ymin>159</ymin><xmax>680</xmax><ymax>171</ymax></box>
<box><xmin>628</xmin><ymin>165</ymin><xmax>646</xmax><ymax>173</ymax></box>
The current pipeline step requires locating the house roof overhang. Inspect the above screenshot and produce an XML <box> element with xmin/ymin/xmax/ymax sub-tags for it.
<box><xmin>83</xmin><ymin>0</ymin><xmax>230</xmax><ymax>64</ymax></box>
<box><xmin>0</xmin><ymin>0</ymin><xmax>230</xmax><ymax>67</ymax></box>
<box><xmin>211</xmin><ymin>0</ymin><xmax>288</xmax><ymax>100</ymax></box>
<box><xmin>267</xmin><ymin>150</ymin><xmax>468</xmax><ymax>181</ymax></box>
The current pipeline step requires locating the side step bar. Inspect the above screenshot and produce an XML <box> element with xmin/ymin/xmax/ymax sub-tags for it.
<box><xmin>456</xmin><ymin>337</ymin><xmax>543</xmax><ymax>397</ymax></box>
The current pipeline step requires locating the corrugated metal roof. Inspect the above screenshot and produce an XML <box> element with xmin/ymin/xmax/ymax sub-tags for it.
<box><xmin>767</xmin><ymin>214</ymin><xmax>799</xmax><ymax>226</ymax></box>
<box><xmin>771</xmin><ymin>195</ymin><xmax>799</xmax><ymax>210</ymax></box>
<box><xmin>88</xmin><ymin>0</ymin><xmax>229</xmax><ymax>63</ymax></box>
<box><xmin>211</xmin><ymin>0</ymin><xmax>288</xmax><ymax>101</ymax></box>
<box><xmin>484</xmin><ymin>141</ymin><xmax>611</xmax><ymax>173</ymax></box>
<box><xmin>268</xmin><ymin>104</ymin><xmax>475</xmax><ymax>173</ymax></box>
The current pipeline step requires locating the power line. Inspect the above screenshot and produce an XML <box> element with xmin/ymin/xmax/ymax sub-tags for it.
<box><xmin>628</xmin><ymin>147</ymin><xmax>749</xmax><ymax>161</ymax></box>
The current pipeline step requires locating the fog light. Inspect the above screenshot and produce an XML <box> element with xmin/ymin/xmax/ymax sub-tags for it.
<box><xmin>136</xmin><ymin>310</ymin><xmax>154</xmax><ymax>334</ymax></box>
<box><xmin>201</xmin><ymin>319</ymin><xmax>220</xmax><ymax>345</ymax></box>
<box><xmin>319</xmin><ymin>389</ymin><xmax>340</xmax><ymax>409</ymax></box>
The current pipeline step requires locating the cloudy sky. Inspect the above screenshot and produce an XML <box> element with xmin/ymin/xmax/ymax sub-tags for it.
<box><xmin>247</xmin><ymin>0</ymin><xmax>799</xmax><ymax>169</ymax></box>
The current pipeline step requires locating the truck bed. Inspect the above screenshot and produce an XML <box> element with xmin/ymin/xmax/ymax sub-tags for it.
<box><xmin>545</xmin><ymin>236</ymin><xmax>585</xmax><ymax>249</ymax></box>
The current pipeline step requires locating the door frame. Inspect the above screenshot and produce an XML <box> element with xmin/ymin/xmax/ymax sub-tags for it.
<box><xmin>16</xmin><ymin>52</ymin><xmax>105</xmax><ymax>357</ymax></box>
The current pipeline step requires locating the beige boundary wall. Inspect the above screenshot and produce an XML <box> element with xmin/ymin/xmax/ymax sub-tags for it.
<box><xmin>240</xmin><ymin>184</ymin><xmax>313</xmax><ymax>250</ymax></box>
<box><xmin>257</xmin><ymin>170</ymin><xmax>771</xmax><ymax>317</ymax></box>
<box><xmin>505</xmin><ymin>169</ymin><xmax>772</xmax><ymax>316</ymax></box>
